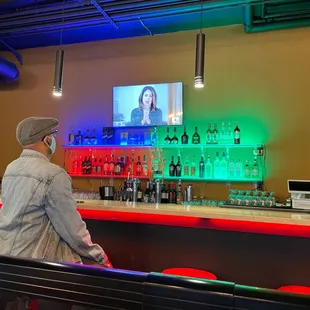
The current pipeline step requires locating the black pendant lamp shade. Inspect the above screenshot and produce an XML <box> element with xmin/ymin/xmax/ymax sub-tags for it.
<box><xmin>194</xmin><ymin>32</ymin><xmax>205</xmax><ymax>88</ymax></box>
<box><xmin>53</xmin><ymin>49</ymin><xmax>64</xmax><ymax>97</ymax></box>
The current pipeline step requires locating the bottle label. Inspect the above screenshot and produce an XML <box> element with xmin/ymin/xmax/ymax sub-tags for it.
<box><xmin>191</xmin><ymin>167</ymin><xmax>196</xmax><ymax>176</ymax></box>
<box><xmin>115</xmin><ymin>165</ymin><xmax>121</xmax><ymax>173</ymax></box>
<box><xmin>235</xmin><ymin>132</ymin><xmax>240</xmax><ymax>139</ymax></box>
<box><xmin>138</xmin><ymin>192</ymin><xmax>142</xmax><ymax>199</ymax></box>
<box><xmin>143</xmin><ymin>165</ymin><xmax>148</xmax><ymax>175</ymax></box>
<box><xmin>184</xmin><ymin>166</ymin><xmax>189</xmax><ymax>176</ymax></box>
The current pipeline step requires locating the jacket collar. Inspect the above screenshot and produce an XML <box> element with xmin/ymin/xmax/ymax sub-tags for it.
<box><xmin>20</xmin><ymin>149</ymin><xmax>50</xmax><ymax>162</ymax></box>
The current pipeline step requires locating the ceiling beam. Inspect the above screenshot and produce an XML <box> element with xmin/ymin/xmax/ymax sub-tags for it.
<box><xmin>90</xmin><ymin>0</ymin><xmax>118</xmax><ymax>30</ymax></box>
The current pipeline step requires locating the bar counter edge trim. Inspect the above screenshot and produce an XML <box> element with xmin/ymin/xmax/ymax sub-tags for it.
<box><xmin>77</xmin><ymin>208</ymin><xmax>310</xmax><ymax>239</ymax></box>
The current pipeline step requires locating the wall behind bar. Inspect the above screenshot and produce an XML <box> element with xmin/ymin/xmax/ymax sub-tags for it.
<box><xmin>0</xmin><ymin>25</ymin><xmax>309</xmax><ymax>201</ymax></box>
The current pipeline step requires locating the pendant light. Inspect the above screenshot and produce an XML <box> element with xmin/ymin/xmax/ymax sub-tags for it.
<box><xmin>53</xmin><ymin>49</ymin><xmax>64</xmax><ymax>96</ymax></box>
<box><xmin>194</xmin><ymin>1</ymin><xmax>205</xmax><ymax>89</ymax></box>
<box><xmin>53</xmin><ymin>12</ymin><xmax>65</xmax><ymax>97</ymax></box>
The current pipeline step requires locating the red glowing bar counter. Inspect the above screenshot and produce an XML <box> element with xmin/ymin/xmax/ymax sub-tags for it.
<box><xmin>76</xmin><ymin>200</ymin><xmax>310</xmax><ymax>238</ymax></box>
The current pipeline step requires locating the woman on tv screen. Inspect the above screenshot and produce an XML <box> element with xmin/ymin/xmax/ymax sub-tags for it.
<box><xmin>130</xmin><ymin>86</ymin><xmax>163</xmax><ymax>126</ymax></box>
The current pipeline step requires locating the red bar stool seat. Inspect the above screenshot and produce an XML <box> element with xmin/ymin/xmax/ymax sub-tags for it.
<box><xmin>278</xmin><ymin>285</ymin><xmax>310</xmax><ymax>295</ymax></box>
<box><xmin>162</xmin><ymin>268</ymin><xmax>217</xmax><ymax>280</ymax></box>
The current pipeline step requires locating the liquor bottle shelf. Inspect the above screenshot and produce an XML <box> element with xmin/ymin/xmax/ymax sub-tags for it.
<box><xmin>63</xmin><ymin>143</ymin><xmax>264</xmax><ymax>150</ymax></box>
<box><xmin>69</xmin><ymin>174</ymin><xmax>150</xmax><ymax>179</ymax></box>
<box><xmin>155</xmin><ymin>143</ymin><xmax>264</xmax><ymax>149</ymax></box>
<box><xmin>153</xmin><ymin>176</ymin><xmax>263</xmax><ymax>182</ymax></box>
<box><xmin>63</xmin><ymin>144</ymin><xmax>151</xmax><ymax>149</ymax></box>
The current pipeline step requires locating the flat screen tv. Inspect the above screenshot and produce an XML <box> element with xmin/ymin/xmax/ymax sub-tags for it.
<box><xmin>113</xmin><ymin>82</ymin><xmax>183</xmax><ymax>127</ymax></box>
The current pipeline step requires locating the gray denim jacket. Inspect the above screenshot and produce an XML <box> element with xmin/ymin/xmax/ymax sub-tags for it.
<box><xmin>0</xmin><ymin>149</ymin><xmax>106</xmax><ymax>265</ymax></box>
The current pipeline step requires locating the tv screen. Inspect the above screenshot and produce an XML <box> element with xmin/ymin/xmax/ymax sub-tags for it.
<box><xmin>113</xmin><ymin>82</ymin><xmax>183</xmax><ymax>127</ymax></box>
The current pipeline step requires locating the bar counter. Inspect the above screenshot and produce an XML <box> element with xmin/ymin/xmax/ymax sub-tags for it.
<box><xmin>77</xmin><ymin>200</ymin><xmax>310</xmax><ymax>238</ymax></box>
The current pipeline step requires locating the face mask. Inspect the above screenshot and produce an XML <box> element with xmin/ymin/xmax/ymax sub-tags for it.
<box><xmin>45</xmin><ymin>135</ymin><xmax>56</xmax><ymax>155</ymax></box>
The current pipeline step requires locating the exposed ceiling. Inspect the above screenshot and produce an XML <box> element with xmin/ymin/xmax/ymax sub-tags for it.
<box><xmin>0</xmin><ymin>0</ymin><xmax>309</xmax><ymax>51</ymax></box>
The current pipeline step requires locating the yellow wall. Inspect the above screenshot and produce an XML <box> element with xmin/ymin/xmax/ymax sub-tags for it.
<box><xmin>0</xmin><ymin>25</ymin><xmax>310</xmax><ymax>201</ymax></box>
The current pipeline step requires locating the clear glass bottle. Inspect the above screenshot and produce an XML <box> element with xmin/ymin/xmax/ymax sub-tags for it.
<box><xmin>183</xmin><ymin>156</ymin><xmax>189</xmax><ymax>176</ymax></box>
<box><xmin>213</xmin><ymin>152</ymin><xmax>221</xmax><ymax>179</ymax></box>
<box><xmin>212</xmin><ymin>123</ymin><xmax>219</xmax><ymax>144</ymax></box>
<box><xmin>206</xmin><ymin>123</ymin><xmax>212</xmax><ymax>144</ymax></box>
<box><xmin>205</xmin><ymin>155</ymin><xmax>213</xmax><ymax>179</ymax></box>
<box><xmin>199</xmin><ymin>155</ymin><xmax>205</xmax><ymax>178</ymax></box>
<box><xmin>190</xmin><ymin>156</ymin><xmax>197</xmax><ymax>177</ymax></box>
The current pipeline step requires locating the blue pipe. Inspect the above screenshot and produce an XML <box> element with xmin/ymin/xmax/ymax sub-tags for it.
<box><xmin>0</xmin><ymin>57</ymin><xmax>19</xmax><ymax>82</ymax></box>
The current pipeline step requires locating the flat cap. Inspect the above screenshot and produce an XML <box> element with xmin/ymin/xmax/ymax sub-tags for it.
<box><xmin>16</xmin><ymin>117</ymin><xmax>59</xmax><ymax>146</ymax></box>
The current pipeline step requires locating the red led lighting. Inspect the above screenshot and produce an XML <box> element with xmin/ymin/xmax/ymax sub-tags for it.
<box><xmin>77</xmin><ymin>208</ymin><xmax>310</xmax><ymax>238</ymax></box>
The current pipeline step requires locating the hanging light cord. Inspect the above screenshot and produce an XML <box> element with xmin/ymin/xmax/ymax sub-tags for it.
<box><xmin>60</xmin><ymin>2</ymin><xmax>65</xmax><ymax>46</ymax></box>
<box><xmin>200</xmin><ymin>0</ymin><xmax>203</xmax><ymax>34</ymax></box>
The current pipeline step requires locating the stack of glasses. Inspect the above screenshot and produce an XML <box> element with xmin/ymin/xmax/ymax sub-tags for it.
<box><xmin>228</xmin><ymin>189</ymin><xmax>276</xmax><ymax>207</ymax></box>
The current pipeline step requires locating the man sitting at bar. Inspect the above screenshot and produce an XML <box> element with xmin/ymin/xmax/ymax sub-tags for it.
<box><xmin>0</xmin><ymin>117</ymin><xmax>112</xmax><ymax>309</ymax></box>
<box><xmin>0</xmin><ymin>117</ymin><xmax>111</xmax><ymax>266</ymax></box>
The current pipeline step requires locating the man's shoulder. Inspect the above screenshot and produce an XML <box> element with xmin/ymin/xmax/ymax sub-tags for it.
<box><xmin>5</xmin><ymin>157</ymin><xmax>67</xmax><ymax>182</ymax></box>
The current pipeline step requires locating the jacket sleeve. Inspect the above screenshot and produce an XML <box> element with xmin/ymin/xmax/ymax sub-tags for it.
<box><xmin>45</xmin><ymin>170</ymin><xmax>108</xmax><ymax>265</ymax></box>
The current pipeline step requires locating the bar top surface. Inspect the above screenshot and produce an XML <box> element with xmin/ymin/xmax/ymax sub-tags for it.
<box><xmin>77</xmin><ymin>200</ymin><xmax>310</xmax><ymax>238</ymax></box>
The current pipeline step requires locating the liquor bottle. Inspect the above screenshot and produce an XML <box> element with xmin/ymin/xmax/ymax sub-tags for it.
<box><xmin>169</xmin><ymin>156</ymin><xmax>176</xmax><ymax>177</ymax></box>
<box><xmin>171</xmin><ymin>127</ymin><xmax>179</xmax><ymax>144</ymax></box>
<box><xmin>137</xmin><ymin>185</ymin><xmax>143</xmax><ymax>202</ymax></box>
<box><xmin>84</xmin><ymin>129</ymin><xmax>90</xmax><ymax>145</ymax></box>
<box><xmin>192</xmin><ymin>126</ymin><xmax>200</xmax><ymax>144</ymax></box>
<box><xmin>220</xmin><ymin>152</ymin><xmax>228</xmax><ymax>179</ymax></box>
<box><xmin>235</xmin><ymin>159</ymin><xmax>242</xmax><ymax>178</ymax></box>
<box><xmin>234</xmin><ymin>122</ymin><xmax>240</xmax><ymax>144</ymax></box>
<box><xmin>205</xmin><ymin>155</ymin><xmax>213</xmax><ymax>179</ymax></box>
<box><xmin>168</xmin><ymin>183</ymin><xmax>176</xmax><ymax>203</ymax></box>
<box><xmin>168</xmin><ymin>183</ymin><xmax>173</xmax><ymax>203</ymax></box>
<box><xmin>181</xmin><ymin>126</ymin><xmax>189</xmax><ymax>144</ymax></box>
<box><xmin>114</xmin><ymin>157</ymin><xmax>121</xmax><ymax>175</ymax></box>
<box><xmin>136</xmin><ymin>156</ymin><xmax>142</xmax><ymax>176</ymax></box>
<box><xmin>151</xmin><ymin>127</ymin><xmax>158</xmax><ymax>146</ymax></box>
<box><xmin>120</xmin><ymin>157</ymin><xmax>125</xmax><ymax>175</ymax></box>
<box><xmin>199</xmin><ymin>155</ymin><xmax>205</xmax><ymax>178</ymax></box>
<box><xmin>102</xmin><ymin>128</ymin><xmax>108</xmax><ymax>145</ymax></box>
<box><xmin>252</xmin><ymin>158</ymin><xmax>259</xmax><ymax>179</ymax></box>
<box><xmin>72</xmin><ymin>155</ymin><xmax>78</xmax><ymax>174</ymax></box>
<box><xmin>142</xmin><ymin>155</ymin><xmax>148</xmax><ymax>176</ymax></box>
<box><xmin>244</xmin><ymin>160</ymin><xmax>251</xmax><ymax>178</ymax></box>
<box><xmin>75</xmin><ymin>130</ymin><xmax>83</xmax><ymax>145</ymax></box>
<box><xmin>161</xmin><ymin>184</ymin><xmax>168</xmax><ymax>203</ymax></box>
<box><xmin>206</xmin><ymin>123</ymin><xmax>212</xmax><ymax>144</ymax></box>
<box><xmin>97</xmin><ymin>156</ymin><xmax>103</xmax><ymax>175</ymax></box>
<box><xmin>190</xmin><ymin>156</ymin><xmax>196</xmax><ymax>177</ymax></box>
<box><xmin>212</xmin><ymin>123</ymin><xmax>219</xmax><ymax>144</ymax></box>
<box><xmin>86</xmin><ymin>156</ymin><xmax>92</xmax><ymax>174</ymax></box>
<box><xmin>90</xmin><ymin>128</ymin><xmax>98</xmax><ymax>145</ymax></box>
<box><xmin>183</xmin><ymin>156</ymin><xmax>189</xmax><ymax>176</ymax></box>
<box><xmin>109</xmin><ymin>154</ymin><xmax>115</xmax><ymax>175</ymax></box>
<box><xmin>164</xmin><ymin>128</ymin><xmax>171</xmax><ymax>144</ymax></box>
<box><xmin>78</xmin><ymin>156</ymin><xmax>83</xmax><ymax>174</ymax></box>
<box><xmin>228</xmin><ymin>159</ymin><xmax>235</xmax><ymax>178</ymax></box>
<box><xmin>152</xmin><ymin>157</ymin><xmax>159</xmax><ymax>175</ymax></box>
<box><xmin>175</xmin><ymin>156</ymin><xmax>182</xmax><ymax>177</ymax></box>
<box><xmin>103</xmin><ymin>155</ymin><xmax>109</xmax><ymax>175</ymax></box>
<box><xmin>176</xmin><ymin>180</ymin><xmax>183</xmax><ymax>204</ymax></box>
<box><xmin>82</xmin><ymin>156</ymin><xmax>87</xmax><ymax>174</ymax></box>
<box><xmin>213</xmin><ymin>152</ymin><xmax>221</xmax><ymax>179</ymax></box>
<box><xmin>220</xmin><ymin>122</ymin><xmax>225</xmax><ymax>143</ymax></box>
<box><xmin>68</xmin><ymin>129</ymin><xmax>75</xmax><ymax>145</ymax></box>
<box><xmin>91</xmin><ymin>157</ymin><xmax>97</xmax><ymax>175</ymax></box>
<box><xmin>143</xmin><ymin>182</ymin><xmax>151</xmax><ymax>203</ymax></box>
<box><xmin>227</xmin><ymin>122</ymin><xmax>233</xmax><ymax>144</ymax></box>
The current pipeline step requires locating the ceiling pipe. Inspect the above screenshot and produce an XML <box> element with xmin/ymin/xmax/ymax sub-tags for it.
<box><xmin>0</xmin><ymin>0</ymin><xmax>282</xmax><ymax>34</ymax></box>
<box><xmin>0</xmin><ymin>57</ymin><xmax>19</xmax><ymax>82</ymax></box>
<box><xmin>244</xmin><ymin>4</ymin><xmax>310</xmax><ymax>33</ymax></box>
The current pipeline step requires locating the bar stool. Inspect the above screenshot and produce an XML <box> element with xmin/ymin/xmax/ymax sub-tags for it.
<box><xmin>278</xmin><ymin>285</ymin><xmax>310</xmax><ymax>295</ymax></box>
<box><xmin>162</xmin><ymin>268</ymin><xmax>217</xmax><ymax>280</ymax></box>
